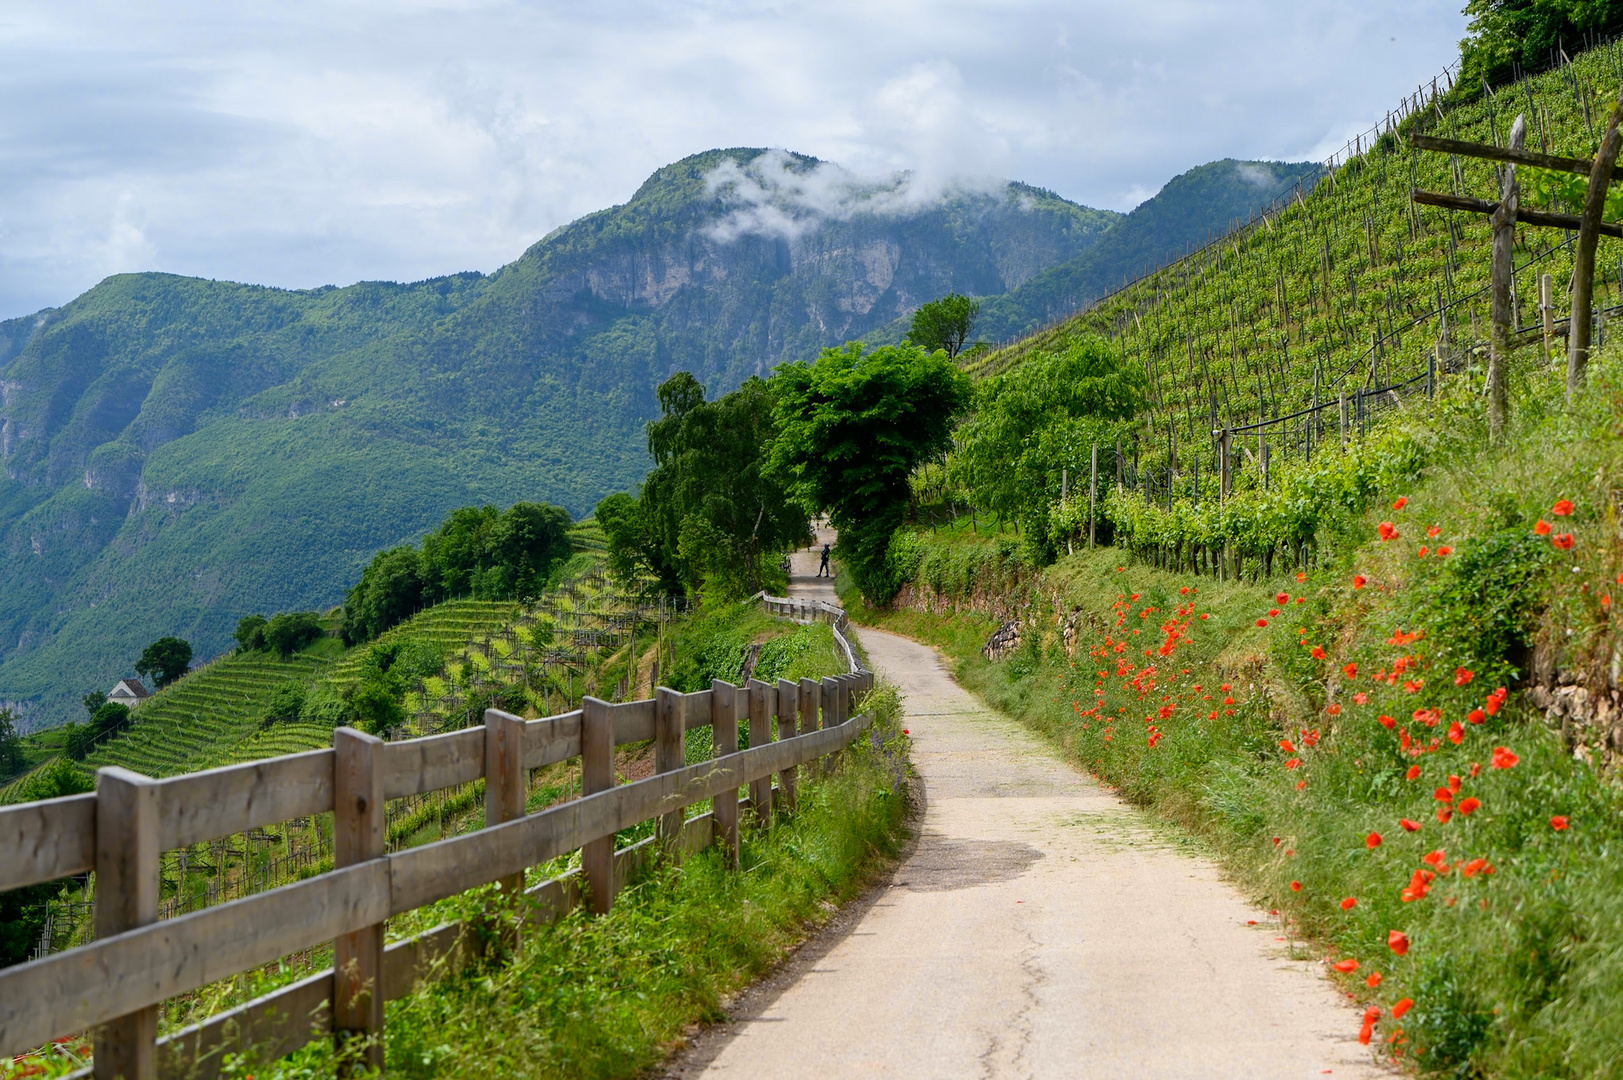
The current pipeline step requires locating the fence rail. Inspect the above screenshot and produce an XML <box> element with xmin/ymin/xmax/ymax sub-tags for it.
<box><xmin>0</xmin><ymin>614</ymin><xmax>873</xmax><ymax>1079</ymax></box>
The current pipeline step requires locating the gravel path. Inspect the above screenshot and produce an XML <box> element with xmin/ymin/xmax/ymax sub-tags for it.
<box><xmin>669</xmin><ymin>531</ymin><xmax>1388</xmax><ymax>1078</ymax></box>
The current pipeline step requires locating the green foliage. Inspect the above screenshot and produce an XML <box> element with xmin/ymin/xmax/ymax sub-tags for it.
<box><xmin>262</xmin><ymin>612</ymin><xmax>324</xmax><ymax>658</ymax></box>
<box><xmin>952</xmin><ymin>334</ymin><xmax>1146</xmax><ymax>560</ymax></box>
<box><xmin>1457</xmin><ymin>0</ymin><xmax>1623</xmax><ymax>95</ymax></box>
<box><xmin>0</xmin><ymin>708</ymin><xmax>19</xmax><ymax>775</ymax></box>
<box><xmin>136</xmin><ymin>636</ymin><xmax>192</xmax><ymax>687</ymax></box>
<box><xmin>908</xmin><ymin>293</ymin><xmax>980</xmax><ymax>358</ymax></box>
<box><xmin>770</xmin><ymin>342</ymin><xmax>973</xmax><ymax>605</ymax></box>
<box><xmin>62</xmin><ymin>702</ymin><xmax>133</xmax><ymax>760</ymax></box>
<box><xmin>1414</xmin><ymin>527</ymin><xmax>1555</xmax><ymax>675</ymax></box>
<box><xmin>13</xmin><ymin>757</ymin><xmax>94</xmax><ymax>802</ymax></box>
<box><xmin>259</xmin><ymin>681</ymin><xmax>308</xmax><ymax>726</ymax></box>
<box><xmin>234</xmin><ymin>615</ymin><xmax>268</xmax><ymax>653</ymax></box>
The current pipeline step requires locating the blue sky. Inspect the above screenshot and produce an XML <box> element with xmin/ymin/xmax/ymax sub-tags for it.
<box><xmin>0</xmin><ymin>1</ymin><xmax>1467</xmax><ymax>319</ymax></box>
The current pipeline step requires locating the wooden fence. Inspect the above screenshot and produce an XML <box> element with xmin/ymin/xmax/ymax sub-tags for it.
<box><xmin>0</xmin><ymin>661</ymin><xmax>875</xmax><ymax>1079</ymax></box>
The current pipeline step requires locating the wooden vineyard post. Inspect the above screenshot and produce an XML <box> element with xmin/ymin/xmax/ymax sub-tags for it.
<box><xmin>799</xmin><ymin>676</ymin><xmax>820</xmax><ymax>741</ymax></box>
<box><xmin>776</xmin><ymin>679</ymin><xmax>799</xmax><ymax>815</ymax></box>
<box><xmin>484</xmin><ymin>707</ymin><xmax>526</xmax><ymax>942</ymax></box>
<box><xmin>333</xmin><ymin>728</ymin><xmax>385</xmax><ymax>1075</ymax></box>
<box><xmin>1574</xmin><ymin>88</ymin><xmax>1623</xmax><ymax>397</ymax></box>
<box><xmin>94</xmin><ymin>766</ymin><xmax>160</xmax><ymax>1080</ymax></box>
<box><xmin>655</xmin><ymin>687</ymin><xmax>685</xmax><ymax>849</ymax></box>
<box><xmin>1088</xmin><ymin>443</ymin><xmax>1098</xmax><ymax>549</ymax></box>
<box><xmin>1541</xmin><ymin>273</ymin><xmax>1556</xmax><ymax>363</ymax></box>
<box><xmin>1488</xmin><ymin>114</ymin><xmax>1526</xmax><ymax>442</ymax></box>
<box><xmin>710</xmin><ymin>680</ymin><xmax>740</xmax><ymax>870</ymax></box>
<box><xmin>747</xmin><ymin>679</ymin><xmax>773</xmax><ymax>828</ymax></box>
<box><xmin>1338</xmin><ymin>391</ymin><xmax>1348</xmax><ymax>446</ymax></box>
<box><xmin>580</xmin><ymin>697</ymin><xmax>615</xmax><ymax>914</ymax></box>
<box><xmin>821</xmin><ymin>676</ymin><xmax>839</xmax><ymax>772</ymax></box>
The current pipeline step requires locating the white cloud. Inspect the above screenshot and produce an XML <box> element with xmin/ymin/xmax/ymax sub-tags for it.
<box><xmin>0</xmin><ymin>0</ymin><xmax>1468</xmax><ymax>318</ymax></box>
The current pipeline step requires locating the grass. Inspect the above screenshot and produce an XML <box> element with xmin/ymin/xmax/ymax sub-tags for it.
<box><xmin>850</xmin><ymin>348</ymin><xmax>1623</xmax><ymax>1077</ymax></box>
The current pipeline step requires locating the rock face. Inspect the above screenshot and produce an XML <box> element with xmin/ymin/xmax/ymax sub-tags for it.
<box><xmin>0</xmin><ymin>148</ymin><xmax>1118</xmax><ymax>723</ymax></box>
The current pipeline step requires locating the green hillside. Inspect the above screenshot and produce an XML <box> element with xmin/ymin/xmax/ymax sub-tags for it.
<box><xmin>0</xmin><ymin>149</ymin><xmax>1117</xmax><ymax>726</ymax></box>
<box><xmin>971</xmin><ymin>46</ymin><xmax>1623</xmax><ymax>478</ymax></box>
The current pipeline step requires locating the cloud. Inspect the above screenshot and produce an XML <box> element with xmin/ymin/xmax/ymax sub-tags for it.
<box><xmin>0</xmin><ymin>0</ymin><xmax>1469</xmax><ymax>319</ymax></box>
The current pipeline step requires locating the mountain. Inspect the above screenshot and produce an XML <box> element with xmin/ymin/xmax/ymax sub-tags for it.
<box><xmin>972</xmin><ymin>159</ymin><xmax>1324</xmax><ymax>342</ymax></box>
<box><xmin>0</xmin><ymin>147</ymin><xmax>1120</xmax><ymax>728</ymax></box>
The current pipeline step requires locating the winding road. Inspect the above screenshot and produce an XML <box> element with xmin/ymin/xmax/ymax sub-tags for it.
<box><xmin>668</xmin><ymin>528</ymin><xmax>1388</xmax><ymax>1078</ymax></box>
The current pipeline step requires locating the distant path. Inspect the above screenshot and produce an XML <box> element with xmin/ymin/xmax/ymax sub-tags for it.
<box><xmin>667</xmin><ymin>530</ymin><xmax>1389</xmax><ymax>1078</ymax></box>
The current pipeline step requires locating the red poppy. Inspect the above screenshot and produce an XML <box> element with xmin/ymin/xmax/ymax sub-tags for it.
<box><xmin>1332</xmin><ymin>958</ymin><xmax>1359</xmax><ymax>972</ymax></box>
<box><xmin>1434</xmin><ymin>787</ymin><xmax>1453</xmax><ymax>802</ymax></box>
<box><xmin>1342</xmin><ymin>662</ymin><xmax>1358</xmax><ymax>678</ymax></box>
<box><xmin>1534</xmin><ymin>519</ymin><xmax>1552</xmax><ymax>536</ymax></box>
<box><xmin>1388</xmin><ymin>930</ymin><xmax>1410</xmax><ymax>955</ymax></box>
<box><xmin>1326</xmin><ymin>703</ymin><xmax>1342</xmax><ymax>716</ymax></box>
<box><xmin>1551</xmin><ymin>815</ymin><xmax>1570</xmax><ymax>831</ymax></box>
<box><xmin>1490</xmin><ymin>746</ymin><xmax>1519</xmax><ymax>770</ymax></box>
<box><xmin>1467</xmin><ymin>708</ymin><xmax>1485</xmax><ymax>724</ymax></box>
<box><xmin>1437</xmin><ymin>545</ymin><xmax>1452</xmax><ymax>556</ymax></box>
<box><xmin>1366</xmin><ymin>972</ymin><xmax>1383</xmax><ymax>988</ymax></box>
<box><xmin>1421</xmin><ymin>849</ymin><xmax>1446</xmax><ymax>868</ymax></box>
<box><xmin>1366</xmin><ymin>831</ymin><xmax>1383</xmax><ymax>849</ymax></box>
<box><xmin>1392</xmin><ymin>998</ymin><xmax>1414</xmax><ymax>1019</ymax></box>
<box><xmin>1457</xmin><ymin>796</ymin><xmax>1481</xmax><ymax>815</ymax></box>
<box><xmin>1447</xmin><ymin>721</ymin><xmax>1464</xmax><ymax>745</ymax></box>
<box><xmin>1378</xmin><ymin>522</ymin><xmax>1399</xmax><ymax>541</ymax></box>
<box><xmin>1341</xmin><ymin>897</ymin><xmax>1358</xmax><ymax>910</ymax></box>
<box><xmin>902</xmin><ymin>729</ymin><xmax>910</xmax><ymax>735</ymax></box>
<box><xmin>1461</xmin><ymin>858</ymin><xmax>1488</xmax><ymax>877</ymax></box>
<box><xmin>1280</xmin><ymin>739</ymin><xmax>1296</xmax><ymax>753</ymax></box>
<box><xmin>1448</xmin><ymin>774</ymin><xmax>1462</xmax><ymax>792</ymax></box>
<box><xmin>1418</xmin><ymin>545</ymin><xmax>1430</xmax><ymax>558</ymax></box>
<box><xmin>1223</xmin><ymin>696</ymin><xmax>1235</xmax><ymax>705</ymax></box>
<box><xmin>1220</xmin><ymin>683</ymin><xmax>1231</xmax><ymax>691</ymax></box>
<box><xmin>1285</xmin><ymin>758</ymin><xmax>1301</xmax><ymax>770</ymax></box>
<box><xmin>1275</xmin><ymin>592</ymin><xmax>1289</xmax><ymax>604</ymax></box>
<box><xmin>1399</xmin><ymin>818</ymin><xmax>1421</xmax><ymax>832</ymax></box>
<box><xmin>1454</xmin><ymin>667</ymin><xmax>1474</xmax><ymax>686</ymax></box>
<box><xmin>1296</xmin><ymin>571</ymin><xmax>1307</xmax><ymax>582</ymax></box>
<box><xmin>1359</xmin><ymin>1022</ymin><xmax>1375</xmax><ymax>1046</ymax></box>
<box><xmin>1437</xmin><ymin>806</ymin><xmax>1453</xmax><ymax>823</ymax></box>
<box><xmin>1405</xmin><ymin>765</ymin><xmax>1421</xmax><ymax>780</ymax></box>
<box><xmin>1378</xmin><ymin>714</ymin><xmax>1396</xmax><ymax>729</ymax></box>
<box><xmin>1256</xmin><ymin>618</ymin><xmax>1269</xmax><ymax>627</ymax></box>
<box><xmin>1553</xmin><ymin>533</ymin><xmax>1575</xmax><ymax>550</ymax></box>
<box><xmin>1552</xmin><ymin>499</ymin><xmax>1574</xmax><ymax>516</ymax></box>
<box><xmin>1353</xmin><ymin>574</ymin><xmax>1367</xmax><ymax>589</ymax></box>
<box><xmin>1291</xmin><ymin>880</ymin><xmax>1302</xmax><ymax>891</ymax></box>
<box><xmin>1311</xmin><ymin>645</ymin><xmax>1327</xmax><ymax>660</ymax></box>
<box><xmin>1393</xmin><ymin>497</ymin><xmax>1409</xmax><ymax>510</ymax></box>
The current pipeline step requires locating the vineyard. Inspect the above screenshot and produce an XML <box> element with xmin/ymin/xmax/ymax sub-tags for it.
<box><xmin>969</xmin><ymin>43</ymin><xmax>1623</xmax><ymax>493</ymax></box>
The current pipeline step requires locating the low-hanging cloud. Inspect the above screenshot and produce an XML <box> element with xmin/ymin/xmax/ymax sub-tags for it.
<box><xmin>702</xmin><ymin>149</ymin><xmax>1004</xmax><ymax>243</ymax></box>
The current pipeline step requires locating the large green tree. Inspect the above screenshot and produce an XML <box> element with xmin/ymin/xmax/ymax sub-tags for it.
<box><xmin>1458</xmin><ymin>0</ymin><xmax>1623</xmax><ymax>94</ymax></box>
<box><xmin>952</xmin><ymin>334</ymin><xmax>1146</xmax><ymax>558</ymax></box>
<box><xmin>601</xmin><ymin>373</ymin><xmax>808</xmax><ymax>598</ymax></box>
<box><xmin>135</xmin><ymin>637</ymin><xmax>192</xmax><ymax>687</ymax></box>
<box><xmin>908</xmin><ymin>293</ymin><xmax>981</xmax><ymax>359</ymax></box>
<box><xmin>770</xmin><ymin>342</ymin><xmax>972</xmax><ymax>604</ymax></box>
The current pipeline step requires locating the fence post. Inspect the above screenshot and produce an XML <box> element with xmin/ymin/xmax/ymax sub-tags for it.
<box><xmin>484</xmin><ymin>707</ymin><xmax>526</xmax><ymax>940</ymax></box>
<box><xmin>776</xmin><ymin>679</ymin><xmax>799</xmax><ymax>815</ymax></box>
<box><xmin>655</xmin><ymin>687</ymin><xmax>684</xmax><ymax>848</ymax></box>
<box><xmin>1088</xmin><ymin>443</ymin><xmax>1098</xmax><ymax>549</ymax></box>
<box><xmin>1338</xmin><ymin>391</ymin><xmax>1348</xmax><ymax>446</ymax></box>
<box><xmin>799</xmin><ymin>676</ymin><xmax>821</xmax><ymax>736</ymax></box>
<box><xmin>710</xmin><ymin>680</ymin><xmax>740</xmax><ymax>869</ymax></box>
<box><xmin>94</xmin><ymin>766</ymin><xmax>159</xmax><ymax>1080</ymax></box>
<box><xmin>333</xmin><ymin>727</ymin><xmax>385</xmax><ymax>1075</ymax></box>
<box><xmin>747</xmin><ymin>679</ymin><xmax>773</xmax><ymax>828</ymax></box>
<box><xmin>580</xmin><ymin>697</ymin><xmax>615</xmax><ymax>914</ymax></box>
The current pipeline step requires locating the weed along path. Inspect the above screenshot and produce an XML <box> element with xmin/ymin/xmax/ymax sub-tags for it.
<box><xmin>675</xmin><ymin>536</ymin><xmax>1390</xmax><ymax>1078</ymax></box>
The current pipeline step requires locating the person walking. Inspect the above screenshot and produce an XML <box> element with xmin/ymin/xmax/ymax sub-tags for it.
<box><xmin>817</xmin><ymin>543</ymin><xmax>832</xmax><ymax>578</ymax></box>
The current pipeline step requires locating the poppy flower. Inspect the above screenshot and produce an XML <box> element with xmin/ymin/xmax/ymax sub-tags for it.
<box><xmin>1358</xmin><ymin>1021</ymin><xmax>1376</xmax><ymax>1046</ymax></box>
<box><xmin>1341</xmin><ymin>897</ymin><xmax>1358</xmax><ymax>910</ymax></box>
<box><xmin>1366</xmin><ymin>831</ymin><xmax>1383</xmax><ymax>848</ymax></box>
<box><xmin>1461</xmin><ymin>858</ymin><xmax>1488</xmax><ymax>877</ymax></box>
<box><xmin>1378</xmin><ymin>714</ymin><xmax>1396</xmax><ymax>729</ymax></box>
<box><xmin>1457</xmin><ymin>796</ymin><xmax>1481</xmax><ymax>815</ymax></box>
<box><xmin>1552</xmin><ymin>499</ymin><xmax>1574</xmax><ymax>516</ymax></box>
<box><xmin>1434</xmin><ymin>787</ymin><xmax>1454</xmax><ymax>802</ymax></box>
<box><xmin>1342</xmin><ymin>662</ymin><xmax>1358</xmax><ymax>678</ymax></box>
<box><xmin>1353</xmin><ymin>574</ymin><xmax>1367</xmax><ymax>589</ymax></box>
<box><xmin>1311</xmin><ymin>645</ymin><xmax>1327</xmax><ymax>660</ymax></box>
<box><xmin>1280</xmin><ymin>739</ymin><xmax>1296</xmax><ymax>753</ymax></box>
<box><xmin>1467</xmin><ymin>708</ymin><xmax>1485</xmax><ymax>724</ymax></box>
<box><xmin>1285</xmin><ymin>758</ymin><xmax>1301</xmax><ymax>770</ymax></box>
<box><xmin>1354</xmin><ymin>692</ymin><xmax>1368</xmax><ymax>705</ymax></box>
<box><xmin>1366</xmin><ymin>972</ymin><xmax>1383</xmax><ymax>988</ymax></box>
<box><xmin>1454</xmin><ymin>667</ymin><xmax>1474</xmax><ymax>686</ymax></box>
<box><xmin>1392</xmin><ymin>998</ymin><xmax>1414</xmax><ymax>1019</ymax></box>
<box><xmin>1534</xmin><ymin>519</ymin><xmax>1552</xmax><ymax>536</ymax></box>
<box><xmin>1256</xmin><ymin>618</ymin><xmax>1269</xmax><ymax>627</ymax></box>
<box><xmin>1418</xmin><ymin>545</ymin><xmax>1430</xmax><ymax>558</ymax></box>
<box><xmin>1551</xmin><ymin>815</ymin><xmax>1570</xmax><ymax>830</ymax></box>
<box><xmin>1223</xmin><ymin>696</ymin><xmax>1235</xmax><ymax>705</ymax></box>
<box><xmin>1291</xmin><ymin>880</ymin><xmax>1302</xmax><ymax>891</ymax></box>
<box><xmin>1490</xmin><ymin>746</ymin><xmax>1519</xmax><ymax>770</ymax></box>
<box><xmin>902</xmin><ymin>729</ymin><xmax>910</xmax><ymax>735</ymax></box>
<box><xmin>1437</xmin><ymin>806</ymin><xmax>1453</xmax><ymax>823</ymax></box>
<box><xmin>1378</xmin><ymin>522</ymin><xmax>1399</xmax><ymax>541</ymax></box>
<box><xmin>1326</xmin><ymin>703</ymin><xmax>1342</xmax><ymax>716</ymax></box>
<box><xmin>1448</xmin><ymin>774</ymin><xmax>1462</xmax><ymax>792</ymax></box>
<box><xmin>1447</xmin><ymin>721</ymin><xmax>1464</xmax><ymax>745</ymax></box>
<box><xmin>1400</xmin><ymin>818</ymin><xmax>1421</xmax><ymax>832</ymax></box>
<box><xmin>1332</xmin><ymin>958</ymin><xmax>1359</xmax><ymax>972</ymax></box>
<box><xmin>1296</xmin><ymin>571</ymin><xmax>1307</xmax><ymax>582</ymax></box>
<box><xmin>1421</xmin><ymin>849</ymin><xmax>1446</xmax><ymax>869</ymax></box>
<box><xmin>1405</xmin><ymin>765</ymin><xmax>1421</xmax><ymax>780</ymax></box>
<box><xmin>1221</xmin><ymin>683</ymin><xmax>1231</xmax><ymax>691</ymax></box>
<box><xmin>1393</xmin><ymin>497</ymin><xmax>1408</xmax><ymax>510</ymax></box>
<box><xmin>1553</xmin><ymin>533</ymin><xmax>1575</xmax><ymax>550</ymax></box>
<box><xmin>1387</xmin><ymin>930</ymin><xmax>1410</xmax><ymax>955</ymax></box>
<box><xmin>1437</xmin><ymin>545</ymin><xmax>1452</xmax><ymax>556</ymax></box>
<box><xmin>1275</xmin><ymin>592</ymin><xmax>1289</xmax><ymax>604</ymax></box>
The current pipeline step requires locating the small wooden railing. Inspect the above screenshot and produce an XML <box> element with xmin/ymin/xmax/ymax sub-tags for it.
<box><xmin>752</xmin><ymin>592</ymin><xmax>859</xmax><ymax>672</ymax></box>
<box><xmin>0</xmin><ymin>666</ymin><xmax>875</xmax><ymax>1079</ymax></box>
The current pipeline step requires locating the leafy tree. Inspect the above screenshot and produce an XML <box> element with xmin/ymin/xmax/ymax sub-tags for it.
<box><xmin>135</xmin><ymin>637</ymin><xmax>192</xmax><ymax>688</ymax></box>
<box><xmin>908</xmin><ymin>293</ymin><xmax>981</xmax><ymax>359</ymax></box>
<box><xmin>479</xmin><ymin>502</ymin><xmax>572</xmax><ymax>600</ymax></box>
<box><xmin>82</xmin><ymin>691</ymin><xmax>107</xmax><ymax>718</ymax></box>
<box><xmin>952</xmin><ymin>334</ymin><xmax>1146</xmax><ymax>558</ymax></box>
<box><xmin>63</xmin><ymin>724</ymin><xmax>91</xmax><ymax>761</ymax></box>
<box><xmin>260</xmin><ymin>681</ymin><xmax>308</xmax><ymax>726</ymax></box>
<box><xmin>341</xmin><ymin>547</ymin><xmax>425</xmax><ymax>645</ymax></box>
<box><xmin>2</xmin><ymin>759</ymin><xmax>93</xmax><ymax>966</ymax></box>
<box><xmin>88</xmin><ymin>702</ymin><xmax>131</xmax><ymax>741</ymax></box>
<box><xmin>262</xmin><ymin>612</ymin><xmax>324</xmax><ymax>658</ymax></box>
<box><xmin>638</xmin><ymin>374</ymin><xmax>809</xmax><ymax>597</ymax></box>
<box><xmin>1458</xmin><ymin>0</ymin><xmax>1623</xmax><ymax>95</ymax></box>
<box><xmin>595</xmin><ymin>492</ymin><xmax>668</xmax><ymax>589</ymax></box>
<box><xmin>234</xmin><ymin>615</ymin><xmax>268</xmax><ymax>652</ymax></box>
<box><xmin>770</xmin><ymin>342</ymin><xmax>972</xmax><ymax>604</ymax></box>
<box><xmin>0</xmin><ymin>707</ymin><xmax>21</xmax><ymax>775</ymax></box>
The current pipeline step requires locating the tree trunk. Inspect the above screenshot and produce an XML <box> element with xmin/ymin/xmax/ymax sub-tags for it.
<box><xmin>1569</xmin><ymin>86</ymin><xmax>1623</xmax><ymax>400</ymax></box>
